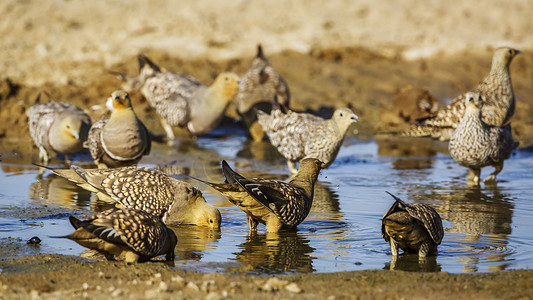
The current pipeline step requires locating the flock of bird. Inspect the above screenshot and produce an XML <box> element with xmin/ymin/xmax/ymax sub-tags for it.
<box><xmin>25</xmin><ymin>45</ymin><xmax>521</xmax><ymax>263</ymax></box>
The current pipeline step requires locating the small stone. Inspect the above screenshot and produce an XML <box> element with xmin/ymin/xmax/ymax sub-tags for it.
<box><xmin>98</xmin><ymin>272</ymin><xmax>105</xmax><ymax>279</ymax></box>
<box><xmin>206</xmin><ymin>292</ymin><xmax>221</xmax><ymax>300</ymax></box>
<box><xmin>111</xmin><ymin>289</ymin><xmax>123</xmax><ymax>297</ymax></box>
<box><xmin>285</xmin><ymin>283</ymin><xmax>302</xmax><ymax>293</ymax></box>
<box><xmin>186</xmin><ymin>281</ymin><xmax>199</xmax><ymax>292</ymax></box>
<box><xmin>82</xmin><ymin>283</ymin><xmax>89</xmax><ymax>290</ymax></box>
<box><xmin>158</xmin><ymin>281</ymin><xmax>168</xmax><ymax>292</ymax></box>
<box><xmin>201</xmin><ymin>280</ymin><xmax>216</xmax><ymax>292</ymax></box>
<box><xmin>154</xmin><ymin>273</ymin><xmax>162</xmax><ymax>279</ymax></box>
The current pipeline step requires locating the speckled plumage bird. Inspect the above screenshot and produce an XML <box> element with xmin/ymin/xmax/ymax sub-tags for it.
<box><xmin>235</xmin><ymin>45</ymin><xmax>290</xmax><ymax>141</ymax></box>
<box><xmin>194</xmin><ymin>158</ymin><xmax>323</xmax><ymax>233</ymax></box>
<box><xmin>85</xmin><ymin>90</ymin><xmax>151</xmax><ymax>168</ymax></box>
<box><xmin>449</xmin><ymin>92</ymin><xmax>518</xmax><ymax>185</ymax></box>
<box><xmin>26</xmin><ymin>93</ymin><xmax>91</xmax><ymax>163</ymax></box>
<box><xmin>401</xmin><ymin>47</ymin><xmax>520</xmax><ymax>141</ymax></box>
<box><xmin>131</xmin><ymin>55</ymin><xmax>239</xmax><ymax>140</ymax></box>
<box><xmin>257</xmin><ymin>106</ymin><xmax>357</xmax><ymax>173</ymax></box>
<box><xmin>382</xmin><ymin>192</ymin><xmax>444</xmax><ymax>257</ymax></box>
<box><xmin>48</xmin><ymin>165</ymin><xmax>221</xmax><ymax>228</ymax></box>
<box><xmin>66</xmin><ymin>208</ymin><xmax>177</xmax><ymax>263</ymax></box>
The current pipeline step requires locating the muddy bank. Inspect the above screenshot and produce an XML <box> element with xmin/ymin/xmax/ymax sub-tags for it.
<box><xmin>1</xmin><ymin>254</ymin><xmax>532</xmax><ymax>299</ymax></box>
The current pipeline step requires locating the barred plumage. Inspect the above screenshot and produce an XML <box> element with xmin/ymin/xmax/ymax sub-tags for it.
<box><xmin>449</xmin><ymin>92</ymin><xmax>518</xmax><ymax>185</ymax></box>
<box><xmin>257</xmin><ymin>106</ymin><xmax>357</xmax><ymax>173</ymax></box>
<box><xmin>132</xmin><ymin>55</ymin><xmax>239</xmax><ymax>140</ymax></box>
<box><xmin>66</xmin><ymin>208</ymin><xmax>177</xmax><ymax>263</ymax></box>
<box><xmin>26</xmin><ymin>94</ymin><xmax>91</xmax><ymax>163</ymax></box>
<box><xmin>193</xmin><ymin>158</ymin><xmax>323</xmax><ymax>233</ymax></box>
<box><xmin>47</xmin><ymin>165</ymin><xmax>221</xmax><ymax>228</ymax></box>
<box><xmin>401</xmin><ymin>47</ymin><xmax>520</xmax><ymax>141</ymax></box>
<box><xmin>85</xmin><ymin>90</ymin><xmax>151</xmax><ymax>168</ymax></box>
<box><xmin>382</xmin><ymin>192</ymin><xmax>444</xmax><ymax>257</ymax></box>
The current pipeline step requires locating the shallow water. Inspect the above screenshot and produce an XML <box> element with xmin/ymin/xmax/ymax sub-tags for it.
<box><xmin>1</xmin><ymin>132</ymin><xmax>532</xmax><ymax>275</ymax></box>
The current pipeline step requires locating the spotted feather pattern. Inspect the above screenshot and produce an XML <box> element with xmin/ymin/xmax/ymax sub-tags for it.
<box><xmin>141</xmin><ymin>72</ymin><xmax>200</xmax><ymax>126</ymax></box>
<box><xmin>257</xmin><ymin>107</ymin><xmax>356</xmax><ymax>167</ymax></box>
<box><xmin>76</xmin><ymin>208</ymin><xmax>174</xmax><ymax>258</ymax></box>
<box><xmin>74</xmin><ymin>166</ymin><xmax>189</xmax><ymax>221</ymax></box>
<box><xmin>449</xmin><ymin>94</ymin><xmax>518</xmax><ymax>170</ymax></box>
<box><xmin>381</xmin><ymin>192</ymin><xmax>444</xmax><ymax>252</ymax></box>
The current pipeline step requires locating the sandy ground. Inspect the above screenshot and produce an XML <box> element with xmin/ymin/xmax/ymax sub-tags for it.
<box><xmin>1</xmin><ymin>0</ymin><xmax>533</xmax><ymax>298</ymax></box>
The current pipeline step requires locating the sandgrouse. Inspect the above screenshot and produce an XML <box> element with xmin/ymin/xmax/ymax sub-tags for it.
<box><xmin>66</xmin><ymin>208</ymin><xmax>177</xmax><ymax>263</ymax></box>
<box><xmin>382</xmin><ymin>192</ymin><xmax>444</xmax><ymax>257</ymax></box>
<box><xmin>257</xmin><ymin>106</ymin><xmax>357</xmax><ymax>173</ymax></box>
<box><xmin>194</xmin><ymin>159</ymin><xmax>323</xmax><ymax>233</ymax></box>
<box><xmin>85</xmin><ymin>90</ymin><xmax>151</xmax><ymax>168</ymax></box>
<box><xmin>401</xmin><ymin>47</ymin><xmax>520</xmax><ymax>141</ymax></box>
<box><xmin>235</xmin><ymin>45</ymin><xmax>290</xmax><ymax>141</ymax></box>
<box><xmin>449</xmin><ymin>92</ymin><xmax>518</xmax><ymax>185</ymax></box>
<box><xmin>127</xmin><ymin>55</ymin><xmax>239</xmax><ymax>140</ymax></box>
<box><xmin>47</xmin><ymin>165</ymin><xmax>221</xmax><ymax>228</ymax></box>
<box><xmin>27</xmin><ymin>93</ymin><xmax>91</xmax><ymax>163</ymax></box>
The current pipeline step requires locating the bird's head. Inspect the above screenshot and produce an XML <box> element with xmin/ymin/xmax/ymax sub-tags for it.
<box><xmin>464</xmin><ymin>92</ymin><xmax>483</xmax><ymax>110</ymax></box>
<box><xmin>333</xmin><ymin>107</ymin><xmax>358</xmax><ymax>135</ymax></box>
<box><xmin>212</xmin><ymin>72</ymin><xmax>240</xmax><ymax>103</ymax></box>
<box><xmin>106</xmin><ymin>90</ymin><xmax>132</xmax><ymax>111</ymax></box>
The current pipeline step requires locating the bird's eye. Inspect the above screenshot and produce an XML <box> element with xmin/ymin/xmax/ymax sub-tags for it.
<box><xmin>209</xmin><ymin>219</ymin><xmax>214</xmax><ymax>223</ymax></box>
<box><xmin>339</xmin><ymin>112</ymin><xmax>344</xmax><ymax>117</ymax></box>
<box><xmin>508</xmin><ymin>49</ymin><xmax>513</xmax><ymax>55</ymax></box>
<box><xmin>468</xmin><ymin>97</ymin><xmax>474</xmax><ymax>102</ymax></box>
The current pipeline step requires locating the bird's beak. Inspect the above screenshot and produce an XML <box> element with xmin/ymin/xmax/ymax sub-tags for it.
<box><xmin>351</xmin><ymin>114</ymin><xmax>358</xmax><ymax>122</ymax></box>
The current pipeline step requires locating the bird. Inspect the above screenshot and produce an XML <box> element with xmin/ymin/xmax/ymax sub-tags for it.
<box><xmin>44</xmin><ymin>165</ymin><xmax>221</xmax><ymax>228</ymax></box>
<box><xmin>382</xmin><ymin>192</ymin><xmax>444</xmax><ymax>257</ymax></box>
<box><xmin>123</xmin><ymin>54</ymin><xmax>239</xmax><ymax>140</ymax></box>
<box><xmin>257</xmin><ymin>105</ymin><xmax>357</xmax><ymax>174</ymax></box>
<box><xmin>26</xmin><ymin>93</ymin><xmax>91</xmax><ymax>163</ymax></box>
<box><xmin>65</xmin><ymin>208</ymin><xmax>177</xmax><ymax>263</ymax></box>
<box><xmin>193</xmin><ymin>158</ymin><xmax>323</xmax><ymax>233</ymax></box>
<box><xmin>85</xmin><ymin>90</ymin><xmax>151</xmax><ymax>168</ymax></box>
<box><xmin>400</xmin><ymin>47</ymin><xmax>520</xmax><ymax>141</ymax></box>
<box><xmin>448</xmin><ymin>91</ymin><xmax>519</xmax><ymax>185</ymax></box>
<box><xmin>235</xmin><ymin>45</ymin><xmax>290</xmax><ymax>141</ymax></box>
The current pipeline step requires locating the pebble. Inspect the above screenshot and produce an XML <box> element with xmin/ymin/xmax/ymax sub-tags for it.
<box><xmin>158</xmin><ymin>281</ymin><xmax>168</xmax><ymax>292</ymax></box>
<box><xmin>82</xmin><ymin>283</ymin><xmax>89</xmax><ymax>290</ymax></box>
<box><xmin>285</xmin><ymin>283</ymin><xmax>302</xmax><ymax>293</ymax></box>
<box><xmin>111</xmin><ymin>289</ymin><xmax>124</xmax><ymax>297</ymax></box>
<box><xmin>186</xmin><ymin>281</ymin><xmax>200</xmax><ymax>292</ymax></box>
<box><xmin>206</xmin><ymin>292</ymin><xmax>222</xmax><ymax>300</ymax></box>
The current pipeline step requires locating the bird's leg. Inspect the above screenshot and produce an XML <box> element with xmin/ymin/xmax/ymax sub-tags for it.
<box><xmin>39</xmin><ymin>146</ymin><xmax>49</xmax><ymax>164</ymax></box>
<box><xmin>389</xmin><ymin>254</ymin><xmax>398</xmax><ymax>270</ymax></box>
<box><xmin>390</xmin><ymin>240</ymin><xmax>399</xmax><ymax>256</ymax></box>
<box><xmin>484</xmin><ymin>161</ymin><xmax>503</xmax><ymax>184</ymax></box>
<box><xmin>287</xmin><ymin>160</ymin><xmax>298</xmax><ymax>175</ymax></box>
<box><xmin>265</xmin><ymin>217</ymin><xmax>283</xmax><ymax>233</ymax></box>
<box><xmin>247</xmin><ymin>215</ymin><xmax>258</xmax><ymax>232</ymax></box>
<box><xmin>467</xmin><ymin>168</ymin><xmax>481</xmax><ymax>186</ymax></box>
<box><xmin>160</xmin><ymin>117</ymin><xmax>175</xmax><ymax>143</ymax></box>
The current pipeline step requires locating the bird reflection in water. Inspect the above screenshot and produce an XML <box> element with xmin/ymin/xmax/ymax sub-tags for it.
<box><xmin>229</xmin><ymin>230</ymin><xmax>315</xmax><ymax>274</ymax></box>
<box><xmin>412</xmin><ymin>184</ymin><xmax>514</xmax><ymax>272</ymax></box>
<box><xmin>169</xmin><ymin>225</ymin><xmax>221</xmax><ymax>261</ymax></box>
<box><xmin>28</xmin><ymin>173</ymin><xmax>93</xmax><ymax>209</ymax></box>
<box><xmin>376</xmin><ymin>137</ymin><xmax>447</xmax><ymax>170</ymax></box>
<box><xmin>384</xmin><ymin>253</ymin><xmax>441</xmax><ymax>272</ymax></box>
